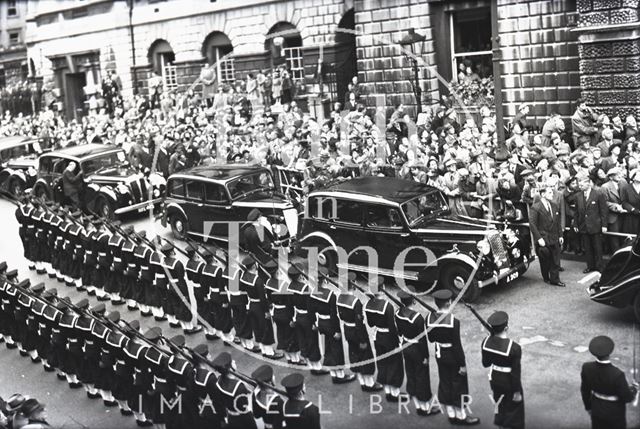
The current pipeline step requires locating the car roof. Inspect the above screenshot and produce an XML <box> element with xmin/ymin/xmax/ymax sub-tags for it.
<box><xmin>42</xmin><ymin>143</ymin><xmax>120</xmax><ymax>160</ymax></box>
<box><xmin>315</xmin><ymin>177</ymin><xmax>436</xmax><ymax>203</ymax></box>
<box><xmin>0</xmin><ymin>136</ymin><xmax>35</xmax><ymax>152</ymax></box>
<box><xmin>170</xmin><ymin>164</ymin><xmax>270</xmax><ymax>183</ymax></box>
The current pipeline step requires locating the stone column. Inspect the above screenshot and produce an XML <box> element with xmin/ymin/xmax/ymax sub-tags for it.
<box><xmin>575</xmin><ymin>0</ymin><xmax>640</xmax><ymax>118</ymax></box>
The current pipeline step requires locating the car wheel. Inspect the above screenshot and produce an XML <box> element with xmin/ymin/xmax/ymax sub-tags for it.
<box><xmin>634</xmin><ymin>292</ymin><xmax>640</xmax><ymax>323</ymax></box>
<box><xmin>439</xmin><ymin>263</ymin><xmax>480</xmax><ymax>302</ymax></box>
<box><xmin>9</xmin><ymin>179</ymin><xmax>24</xmax><ymax>197</ymax></box>
<box><xmin>96</xmin><ymin>197</ymin><xmax>114</xmax><ymax>220</ymax></box>
<box><xmin>170</xmin><ymin>214</ymin><xmax>188</xmax><ymax>240</ymax></box>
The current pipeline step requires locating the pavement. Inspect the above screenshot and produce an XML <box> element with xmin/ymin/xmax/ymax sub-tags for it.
<box><xmin>0</xmin><ymin>197</ymin><xmax>638</xmax><ymax>429</ymax></box>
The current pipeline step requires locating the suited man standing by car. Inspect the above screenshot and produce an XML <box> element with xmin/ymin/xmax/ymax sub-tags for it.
<box><xmin>601</xmin><ymin>168</ymin><xmax>627</xmax><ymax>253</ymax></box>
<box><xmin>62</xmin><ymin>161</ymin><xmax>83</xmax><ymax>207</ymax></box>
<box><xmin>568</xmin><ymin>172</ymin><xmax>609</xmax><ymax>273</ymax></box>
<box><xmin>530</xmin><ymin>184</ymin><xmax>565</xmax><ymax>287</ymax></box>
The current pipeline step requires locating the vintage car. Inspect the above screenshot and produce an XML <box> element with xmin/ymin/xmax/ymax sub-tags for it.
<box><xmin>31</xmin><ymin>143</ymin><xmax>166</xmax><ymax>218</ymax></box>
<box><xmin>587</xmin><ymin>235</ymin><xmax>640</xmax><ymax>321</ymax></box>
<box><xmin>296</xmin><ymin>177</ymin><xmax>534</xmax><ymax>301</ymax></box>
<box><xmin>162</xmin><ymin>164</ymin><xmax>299</xmax><ymax>244</ymax></box>
<box><xmin>0</xmin><ymin>136</ymin><xmax>41</xmax><ymax>197</ymax></box>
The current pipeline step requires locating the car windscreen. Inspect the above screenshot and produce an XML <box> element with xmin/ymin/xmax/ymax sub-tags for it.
<box><xmin>401</xmin><ymin>191</ymin><xmax>448</xmax><ymax>227</ymax></box>
<box><xmin>227</xmin><ymin>171</ymin><xmax>275</xmax><ymax>199</ymax></box>
<box><xmin>81</xmin><ymin>151</ymin><xmax>126</xmax><ymax>175</ymax></box>
<box><xmin>0</xmin><ymin>143</ymin><xmax>33</xmax><ymax>161</ymax></box>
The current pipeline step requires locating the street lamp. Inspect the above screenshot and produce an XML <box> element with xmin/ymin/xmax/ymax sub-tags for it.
<box><xmin>399</xmin><ymin>28</ymin><xmax>426</xmax><ymax>115</ymax></box>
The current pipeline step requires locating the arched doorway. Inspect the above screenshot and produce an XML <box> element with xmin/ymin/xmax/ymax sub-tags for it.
<box><xmin>265</xmin><ymin>22</ymin><xmax>304</xmax><ymax>82</ymax></box>
<box><xmin>335</xmin><ymin>9</ymin><xmax>357</xmax><ymax>104</ymax></box>
<box><xmin>202</xmin><ymin>31</ymin><xmax>235</xmax><ymax>84</ymax></box>
<box><xmin>148</xmin><ymin>39</ymin><xmax>177</xmax><ymax>90</ymax></box>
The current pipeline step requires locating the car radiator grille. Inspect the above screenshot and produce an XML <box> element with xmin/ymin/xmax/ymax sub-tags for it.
<box><xmin>128</xmin><ymin>177</ymin><xmax>148</xmax><ymax>204</ymax></box>
<box><xmin>488</xmin><ymin>232</ymin><xmax>509</xmax><ymax>269</ymax></box>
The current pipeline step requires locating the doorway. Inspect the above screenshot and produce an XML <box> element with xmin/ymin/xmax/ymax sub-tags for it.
<box><xmin>65</xmin><ymin>72</ymin><xmax>86</xmax><ymax>121</ymax></box>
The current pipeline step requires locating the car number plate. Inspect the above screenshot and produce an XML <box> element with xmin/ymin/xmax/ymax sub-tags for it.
<box><xmin>506</xmin><ymin>271</ymin><xmax>519</xmax><ymax>283</ymax></box>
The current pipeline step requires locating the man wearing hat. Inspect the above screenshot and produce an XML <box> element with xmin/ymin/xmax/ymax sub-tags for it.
<box><xmin>600</xmin><ymin>142</ymin><xmax>622</xmax><ymax>173</ymax></box>
<box><xmin>601</xmin><ymin>167</ymin><xmax>627</xmax><ymax>252</ymax></box>
<box><xmin>251</xmin><ymin>364</ymin><xmax>284</xmax><ymax>429</ymax></box>
<box><xmin>481</xmin><ymin>311</ymin><xmax>524</xmax><ymax>429</ymax></box>
<box><xmin>581</xmin><ymin>335</ymin><xmax>638</xmax><ymax>429</ymax></box>
<box><xmin>395</xmin><ymin>288</ymin><xmax>439</xmax><ymax>416</ymax></box>
<box><xmin>16</xmin><ymin>398</ymin><xmax>51</xmax><ymax>428</ymax></box>
<box><xmin>212</xmin><ymin>352</ymin><xmax>257</xmax><ymax>429</ymax></box>
<box><xmin>426</xmin><ymin>289</ymin><xmax>479</xmax><ymax>425</ymax></box>
<box><xmin>280</xmin><ymin>373</ymin><xmax>321</xmax><ymax>429</ymax></box>
<box><xmin>364</xmin><ymin>277</ymin><xmax>404</xmax><ymax>402</ymax></box>
<box><xmin>530</xmin><ymin>185</ymin><xmax>566</xmax><ymax>286</ymax></box>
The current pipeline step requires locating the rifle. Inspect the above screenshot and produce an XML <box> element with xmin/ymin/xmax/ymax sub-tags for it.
<box><xmin>157</xmin><ymin>236</ymin><xmax>190</xmax><ymax>258</ymax></box>
<box><xmin>185</xmin><ymin>236</ymin><xmax>226</xmax><ymax>265</ymax></box>
<box><xmin>0</xmin><ymin>189</ymin><xmax>22</xmax><ymax>206</ymax></box>
<box><xmin>463</xmin><ymin>302</ymin><xmax>493</xmax><ymax>333</ymax></box>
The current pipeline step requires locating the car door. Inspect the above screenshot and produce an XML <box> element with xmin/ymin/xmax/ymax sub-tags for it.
<box><xmin>329</xmin><ymin>198</ymin><xmax>369</xmax><ymax>267</ymax></box>
<box><xmin>363</xmin><ymin>203</ymin><xmax>423</xmax><ymax>278</ymax></box>
<box><xmin>202</xmin><ymin>181</ymin><xmax>234</xmax><ymax>240</ymax></box>
<box><xmin>183</xmin><ymin>179</ymin><xmax>205</xmax><ymax>234</ymax></box>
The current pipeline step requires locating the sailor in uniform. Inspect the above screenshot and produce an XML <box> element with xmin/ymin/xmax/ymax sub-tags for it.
<box><xmin>94</xmin><ymin>221</ymin><xmax>112</xmax><ymax>301</ymax></box>
<box><xmin>280</xmin><ymin>373</ymin><xmax>321</xmax><ymax>429</ymax></box>
<box><xmin>212</xmin><ymin>352</ymin><xmax>257</xmax><ymax>429</ymax></box>
<box><xmin>363</xmin><ymin>276</ymin><xmax>404</xmax><ymax>402</ymax></box>
<box><xmin>265</xmin><ymin>266</ymin><xmax>299</xmax><ymax>364</ymax></box>
<box><xmin>336</xmin><ymin>273</ymin><xmax>381</xmax><ymax>391</ymax></box>
<box><xmin>395</xmin><ymin>288</ymin><xmax>439</xmax><ymax>416</ymax></box>
<box><xmin>251</xmin><ymin>364</ymin><xmax>284</xmax><ymax>429</ymax></box>
<box><xmin>289</xmin><ymin>264</ymin><xmax>322</xmax><ymax>372</ymax></box>
<box><xmin>481</xmin><ymin>311</ymin><xmax>524</xmax><ymax>429</ymax></box>
<box><xmin>189</xmin><ymin>344</ymin><xmax>224</xmax><ymax>429</ymax></box>
<box><xmin>200</xmin><ymin>254</ymin><xmax>228</xmax><ymax>341</ymax></box>
<box><xmin>309</xmin><ymin>266</ymin><xmax>356</xmax><ymax>383</ymax></box>
<box><xmin>581</xmin><ymin>335</ymin><xmax>639</xmax><ymax>429</ymax></box>
<box><xmin>134</xmin><ymin>232</ymin><xmax>154</xmax><ymax>316</ymax></box>
<box><xmin>426</xmin><ymin>289</ymin><xmax>479</xmax><ymax>425</ymax></box>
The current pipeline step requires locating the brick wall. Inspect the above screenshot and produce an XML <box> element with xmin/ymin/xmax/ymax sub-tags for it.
<box><xmin>497</xmin><ymin>0</ymin><xmax>581</xmax><ymax>129</ymax></box>
<box><xmin>576</xmin><ymin>0</ymin><xmax>640</xmax><ymax>118</ymax></box>
<box><xmin>354</xmin><ymin>0</ymin><xmax>438</xmax><ymax>118</ymax></box>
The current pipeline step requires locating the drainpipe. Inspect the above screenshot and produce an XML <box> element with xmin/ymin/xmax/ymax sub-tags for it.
<box><xmin>128</xmin><ymin>0</ymin><xmax>138</xmax><ymax>95</ymax></box>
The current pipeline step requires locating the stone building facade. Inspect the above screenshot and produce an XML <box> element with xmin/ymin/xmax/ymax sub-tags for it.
<box><xmin>0</xmin><ymin>0</ymin><xmax>30</xmax><ymax>89</ymax></box>
<box><xmin>25</xmin><ymin>0</ymin><xmax>639</xmax><ymax>129</ymax></box>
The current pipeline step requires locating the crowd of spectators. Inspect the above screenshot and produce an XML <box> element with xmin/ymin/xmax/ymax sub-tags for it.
<box><xmin>0</xmin><ymin>73</ymin><xmax>639</xmax><ymax>255</ymax></box>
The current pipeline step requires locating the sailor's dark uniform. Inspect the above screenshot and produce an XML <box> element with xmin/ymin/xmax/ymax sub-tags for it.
<box><xmin>166</xmin><ymin>353</ymin><xmax>195</xmax><ymax>428</ymax></box>
<box><xmin>94</xmin><ymin>230</ymin><xmax>112</xmax><ymax>292</ymax></box>
<box><xmin>281</xmin><ymin>398</ymin><xmax>321</xmax><ymax>429</ymax></box>
<box><xmin>426</xmin><ymin>311</ymin><xmax>468</xmax><ymax>408</ymax></box>
<box><xmin>120</xmin><ymin>238</ymin><xmax>138</xmax><ymax>304</ymax></box>
<box><xmin>244</xmin><ymin>270</ymin><xmax>274</xmax><ymax>346</ymax></box>
<box><xmin>364</xmin><ymin>297</ymin><xmax>404</xmax><ymax>389</ymax></box>
<box><xmin>227</xmin><ymin>265</ymin><xmax>251</xmax><ymax>340</ymax></box>
<box><xmin>309</xmin><ymin>287</ymin><xmax>344</xmax><ymax>367</ymax></box>
<box><xmin>106</xmin><ymin>233</ymin><xmax>125</xmax><ymax>296</ymax></box>
<box><xmin>396</xmin><ymin>306</ymin><xmax>432</xmax><ymax>402</ymax></box>
<box><xmin>144</xmin><ymin>345</ymin><xmax>172</xmax><ymax>423</ymax></box>
<box><xmin>189</xmin><ymin>365</ymin><xmax>223</xmax><ymax>429</ymax></box>
<box><xmin>81</xmin><ymin>228</ymin><xmax>97</xmax><ymax>289</ymax></box>
<box><xmin>581</xmin><ymin>360</ymin><xmax>637</xmax><ymax>429</ymax></box>
<box><xmin>252</xmin><ymin>388</ymin><xmax>284</xmax><ymax>429</ymax></box>
<box><xmin>15</xmin><ymin>203</ymin><xmax>34</xmax><ymax>264</ymax></box>
<box><xmin>124</xmin><ymin>340</ymin><xmax>150</xmax><ymax>418</ymax></box>
<box><xmin>336</xmin><ymin>293</ymin><xmax>375</xmax><ymax>375</ymax></box>
<box><xmin>134</xmin><ymin>242</ymin><xmax>154</xmax><ymax>308</ymax></box>
<box><xmin>149</xmin><ymin>251</ymin><xmax>166</xmax><ymax>311</ymax></box>
<box><xmin>481</xmin><ymin>335</ymin><xmax>524</xmax><ymax>428</ymax></box>
<box><xmin>265</xmin><ymin>276</ymin><xmax>296</xmax><ymax>353</ymax></box>
<box><xmin>67</xmin><ymin>222</ymin><xmax>84</xmax><ymax>282</ymax></box>
<box><xmin>216</xmin><ymin>376</ymin><xmax>257</xmax><ymax>429</ymax></box>
<box><xmin>202</xmin><ymin>262</ymin><xmax>230</xmax><ymax>334</ymax></box>
<box><xmin>290</xmin><ymin>279</ymin><xmax>320</xmax><ymax>362</ymax></box>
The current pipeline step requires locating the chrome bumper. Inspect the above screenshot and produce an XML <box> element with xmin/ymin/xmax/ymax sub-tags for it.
<box><xmin>477</xmin><ymin>257</ymin><xmax>533</xmax><ymax>288</ymax></box>
<box><xmin>114</xmin><ymin>198</ymin><xmax>162</xmax><ymax>215</ymax></box>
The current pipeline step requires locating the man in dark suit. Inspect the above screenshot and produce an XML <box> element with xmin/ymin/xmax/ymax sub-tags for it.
<box><xmin>62</xmin><ymin>161</ymin><xmax>83</xmax><ymax>207</ymax></box>
<box><xmin>601</xmin><ymin>168</ymin><xmax>627</xmax><ymax>253</ymax></box>
<box><xmin>580</xmin><ymin>335</ymin><xmax>638</xmax><ymax>429</ymax></box>
<box><xmin>568</xmin><ymin>172</ymin><xmax>609</xmax><ymax>273</ymax></box>
<box><xmin>529</xmin><ymin>185</ymin><xmax>565</xmax><ymax>286</ymax></box>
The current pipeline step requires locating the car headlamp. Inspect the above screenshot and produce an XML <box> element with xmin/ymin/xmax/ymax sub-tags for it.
<box><xmin>511</xmin><ymin>248</ymin><xmax>521</xmax><ymax>259</ymax></box>
<box><xmin>476</xmin><ymin>239</ymin><xmax>491</xmax><ymax>255</ymax></box>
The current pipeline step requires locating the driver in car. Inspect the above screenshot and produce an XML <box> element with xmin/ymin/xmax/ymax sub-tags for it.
<box><xmin>62</xmin><ymin>161</ymin><xmax>84</xmax><ymax>207</ymax></box>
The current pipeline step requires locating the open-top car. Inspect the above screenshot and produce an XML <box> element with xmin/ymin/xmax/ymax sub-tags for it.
<box><xmin>162</xmin><ymin>164</ymin><xmax>299</xmax><ymax>245</ymax></box>
<box><xmin>0</xmin><ymin>136</ymin><xmax>41</xmax><ymax>197</ymax></box>
<box><xmin>31</xmin><ymin>143</ymin><xmax>166</xmax><ymax>218</ymax></box>
<box><xmin>587</xmin><ymin>234</ymin><xmax>640</xmax><ymax>321</ymax></box>
<box><xmin>296</xmin><ymin>176</ymin><xmax>534</xmax><ymax>301</ymax></box>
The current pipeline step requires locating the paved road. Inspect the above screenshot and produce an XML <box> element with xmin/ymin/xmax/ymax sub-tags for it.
<box><xmin>0</xmin><ymin>198</ymin><xmax>638</xmax><ymax>429</ymax></box>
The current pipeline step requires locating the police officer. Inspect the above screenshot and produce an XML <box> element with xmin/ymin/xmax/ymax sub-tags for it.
<box><xmin>580</xmin><ymin>335</ymin><xmax>639</xmax><ymax>429</ymax></box>
<box><xmin>481</xmin><ymin>311</ymin><xmax>524</xmax><ymax>429</ymax></box>
<box><xmin>336</xmin><ymin>273</ymin><xmax>381</xmax><ymax>392</ymax></box>
<box><xmin>426</xmin><ymin>289</ymin><xmax>479</xmax><ymax>425</ymax></box>
<box><xmin>363</xmin><ymin>277</ymin><xmax>404</xmax><ymax>402</ymax></box>
<box><xmin>251</xmin><ymin>364</ymin><xmax>284</xmax><ymax>429</ymax></box>
<box><xmin>211</xmin><ymin>352</ymin><xmax>257</xmax><ymax>429</ymax></box>
<box><xmin>280</xmin><ymin>373</ymin><xmax>321</xmax><ymax>429</ymax></box>
<box><xmin>396</xmin><ymin>288</ymin><xmax>438</xmax><ymax>416</ymax></box>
